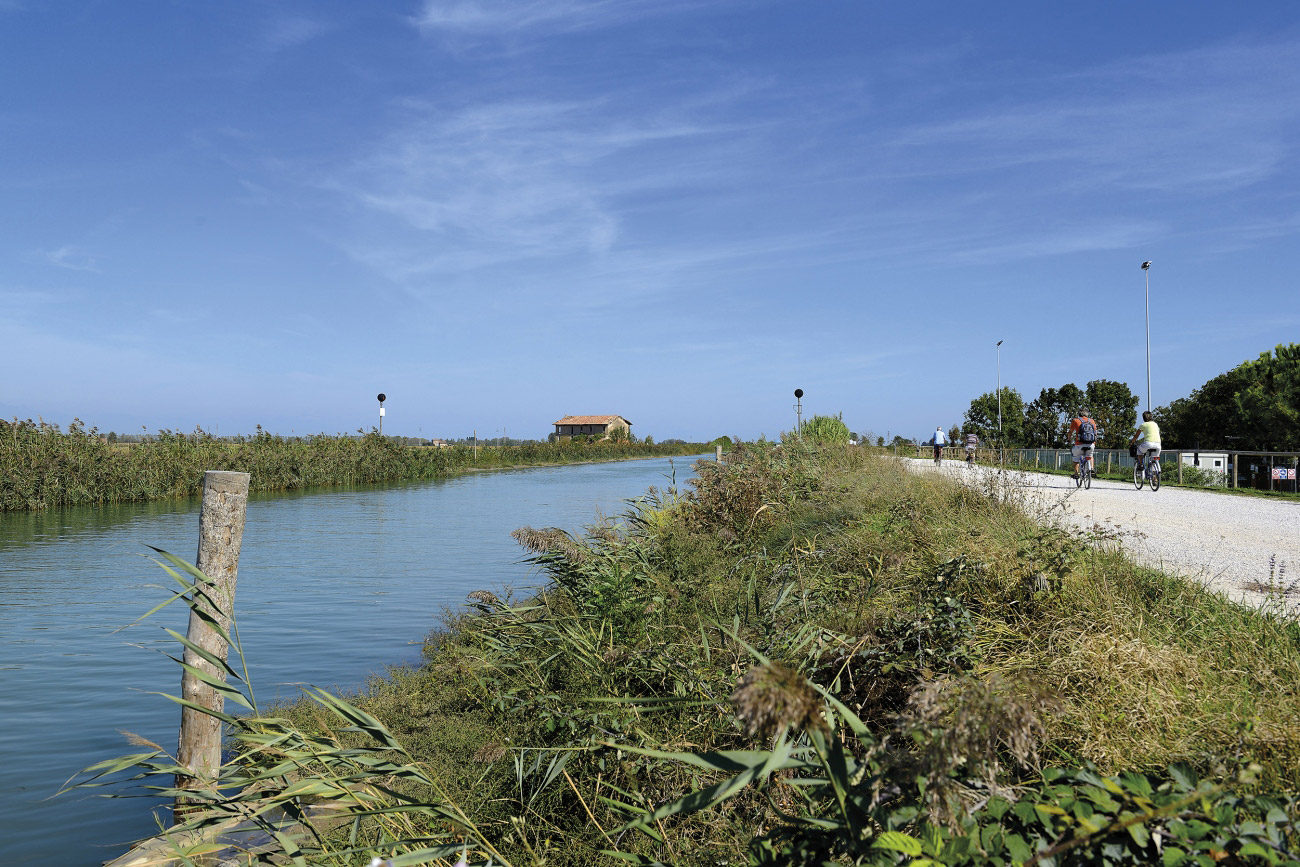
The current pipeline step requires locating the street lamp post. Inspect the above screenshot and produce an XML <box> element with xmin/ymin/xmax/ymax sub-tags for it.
<box><xmin>995</xmin><ymin>341</ymin><xmax>1003</xmax><ymax>441</ymax></box>
<box><xmin>377</xmin><ymin>393</ymin><xmax>386</xmax><ymax>436</ymax></box>
<box><xmin>1141</xmin><ymin>261</ymin><xmax>1152</xmax><ymax>413</ymax></box>
<box><xmin>793</xmin><ymin>389</ymin><xmax>804</xmax><ymax>439</ymax></box>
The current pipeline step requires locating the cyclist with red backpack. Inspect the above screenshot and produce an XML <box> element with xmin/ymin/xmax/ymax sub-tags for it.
<box><xmin>1068</xmin><ymin>412</ymin><xmax>1099</xmax><ymax>480</ymax></box>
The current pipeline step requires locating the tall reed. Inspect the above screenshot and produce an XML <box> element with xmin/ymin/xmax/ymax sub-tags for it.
<box><xmin>0</xmin><ymin>418</ymin><xmax>707</xmax><ymax>511</ymax></box>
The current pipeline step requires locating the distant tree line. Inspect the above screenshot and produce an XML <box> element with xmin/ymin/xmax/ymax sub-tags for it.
<box><xmin>944</xmin><ymin>342</ymin><xmax>1299</xmax><ymax>451</ymax></box>
<box><xmin>952</xmin><ymin>379</ymin><xmax>1139</xmax><ymax>448</ymax></box>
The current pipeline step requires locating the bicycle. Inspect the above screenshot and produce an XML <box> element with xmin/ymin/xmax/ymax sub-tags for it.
<box><xmin>1133</xmin><ymin>448</ymin><xmax>1162</xmax><ymax>491</ymax></box>
<box><xmin>1075</xmin><ymin>446</ymin><xmax>1092</xmax><ymax>489</ymax></box>
<box><xmin>933</xmin><ymin>444</ymin><xmax>943</xmax><ymax>466</ymax></box>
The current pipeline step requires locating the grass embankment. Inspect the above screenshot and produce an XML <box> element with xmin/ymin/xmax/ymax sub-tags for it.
<box><xmin>0</xmin><ymin>418</ymin><xmax>707</xmax><ymax>511</ymax></box>
<box><xmin>90</xmin><ymin>444</ymin><xmax>1300</xmax><ymax>865</ymax></box>
<box><xmin>260</xmin><ymin>445</ymin><xmax>1298</xmax><ymax>863</ymax></box>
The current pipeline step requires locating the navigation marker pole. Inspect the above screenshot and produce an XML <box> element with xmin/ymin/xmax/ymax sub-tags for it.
<box><xmin>377</xmin><ymin>393</ymin><xmax>386</xmax><ymax>436</ymax></box>
<box><xmin>793</xmin><ymin>388</ymin><xmax>804</xmax><ymax>440</ymax></box>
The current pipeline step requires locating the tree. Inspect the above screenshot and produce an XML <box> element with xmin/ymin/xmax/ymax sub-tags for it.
<box><xmin>1233</xmin><ymin>343</ymin><xmax>1300</xmax><ymax>450</ymax></box>
<box><xmin>1023</xmin><ymin>389</ymin><xmax>1063</xmax><ymax>447</ymax></box>
<box><xmin>947</xmin><ymin>424</ymin><xmax>962</xmax><ymax>446</ymax></box>
<box><xmin>964</xmin><ymin>388</ymin><xmax>1025</xmax><ymax>446</ymax></box>
<box><xmin>876</xmin><ymin>436</ymin><xmax>885</xmax><ymax>447</ymax></box>
<box><xmin>1084</xmin><ymin>379</ymin><xmax>1139</xmax><ymax>448</ymax></box>
<box><xmin>1155</xmin><ymin>343</ymin><xmax>1300</xmax><ymax>450</ymax></box>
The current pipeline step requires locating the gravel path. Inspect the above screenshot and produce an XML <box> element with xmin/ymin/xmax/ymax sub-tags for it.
<box><xmin>906</xmin><ymin>458</ymin><xmax>1300</xmax><ymax>612</ymax></box>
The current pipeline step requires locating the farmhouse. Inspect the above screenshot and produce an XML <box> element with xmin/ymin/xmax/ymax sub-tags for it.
<box><xmin>553</xmin><ymin>415</ymin><xmax>632</xmax><ymax>439</ymax></box>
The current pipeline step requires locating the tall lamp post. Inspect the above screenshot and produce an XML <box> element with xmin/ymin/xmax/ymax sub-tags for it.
<box><xmin>793</xmin><ymin>388</ymin><xmax>804</xmax><ymax>439</ymax></box>
<box><xmin>1141</xmin><ymin>261</ymin><xmax>1152</xmax><ymax>413</ymax></box>
<box><xmin>995</xmin><ymin>340</ymin><xmax>1003</xmax><ymax>441</ymax></box>
<box><xmin>377</xmin><ymin>393</ymin><xmax>386</xmax><ymax>436</ymax></box>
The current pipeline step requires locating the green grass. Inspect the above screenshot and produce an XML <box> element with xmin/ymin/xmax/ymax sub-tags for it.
<box><xmin>0</xmin><ymin>417</ymin><xmax>708</xmax><ymax>511</ymax></box>
<box><xmin>78</xmin><ymin>443</ymin><xmax>1300</xmax><ymax>865</ymax></box>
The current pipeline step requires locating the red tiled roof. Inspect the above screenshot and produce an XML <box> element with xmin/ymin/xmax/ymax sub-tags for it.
<box><xmin>552</xmin><ymin>415</ymin><xmax>631</xmax><ymax>426</ymax></box>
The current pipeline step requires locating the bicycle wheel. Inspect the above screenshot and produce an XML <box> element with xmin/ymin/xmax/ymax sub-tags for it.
<box><xmin>1074</xmin><ymin>466</ymin><xmax>1083</xmax><ymax>488</ymax></box>
<box><xmin>1133</xmin><ymin>461</ymin><xmax>1144</xmax><ymax>490</ymax></box>
<box><xmin>1150</xmin><ymin>462</ymin><xmax>1161</xmax><ymax>491</ymax></box>
<box><xmin>1083</xmin><ymin>464</ymin><xmax>1091</xmax><ymax>490</ymax></box>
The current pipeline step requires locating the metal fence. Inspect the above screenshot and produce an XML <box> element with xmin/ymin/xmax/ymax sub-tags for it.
<box><xmin>910</xmin><ymin>445</ymin><xmax>1300</xmax><ymax>493</ymax></box>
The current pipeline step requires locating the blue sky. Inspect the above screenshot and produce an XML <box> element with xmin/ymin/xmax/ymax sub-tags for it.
<box><xmin>3</xmin><ymin>2</ymin><xmax>1299</xmax><ymax>443</ymax></box>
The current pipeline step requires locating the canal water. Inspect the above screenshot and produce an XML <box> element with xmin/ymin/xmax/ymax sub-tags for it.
<box><xmin>0</xmin><ymin>455</ymin><xmax>705</xmax><ymax>865</ymax></box>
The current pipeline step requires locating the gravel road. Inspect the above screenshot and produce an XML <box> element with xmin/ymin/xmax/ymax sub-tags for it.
<box><xmin>906</xmin><ymin>458</ymin><xmax>1300</xmax><ymax>612</ymax></box>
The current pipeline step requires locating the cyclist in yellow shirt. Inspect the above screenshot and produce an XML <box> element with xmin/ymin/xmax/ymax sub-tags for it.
<box><xmin>1129</xmin><ymin>411</ymin><xmax>1162</xmax><ymax>472</ymax></box>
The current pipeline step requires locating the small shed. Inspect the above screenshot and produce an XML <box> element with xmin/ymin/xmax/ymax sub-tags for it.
<box><xmin>553</xmin><ymin>415</ymin><xmax>632</xmax><ymax>438</ymax></box>
<box><xmin>1179</xmin><ymin>451</ymin><xmax>1229</xmax><ymax>472</ymax></box>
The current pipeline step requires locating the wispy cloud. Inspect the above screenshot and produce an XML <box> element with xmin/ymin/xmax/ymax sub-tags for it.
<box><xmin>331</xmin><ymin>92</ymin><xmax>749</xmax><ymax>281</ymax></box>
<box><xmin>40</xmin><ymin>246</ymin><xmax>101</xmax><ymax>273</ymax></box>
<box><xmin>886</xmin><ymin>40</ymin><xmax>1300</xmax><ymax>196</ymax></box>
<box><xmin>257</xmin><ymin>15</ymin><xmax>330</xmax><ymax>53</ymax></box>
<box><xmin>950</xmin><ymin>220</ymin><xmax>1166</xmax><ymax>265</ymax></box>
<box><xmin>411</xmin><ymin>0</ymin><xmax>707</xmax><ymax>38</ymax></box>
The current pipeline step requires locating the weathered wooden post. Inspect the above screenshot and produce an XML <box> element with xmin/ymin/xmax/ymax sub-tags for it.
<box><xmin>715</xmin><ymin>445</ymin><xmax>722</xmax><ymax>462</ymax></box>
<box><xmin>176</xmin><ymin>471</ymin><xmax>250</xmax><ymax>818</ymax></box>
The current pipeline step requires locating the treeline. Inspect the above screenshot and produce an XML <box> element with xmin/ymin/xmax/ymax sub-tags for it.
<box><xmin>955</xmin><ymin>379</ymin><xmax>1139</xmax><ymax>448</ymax></box>
<box><xmin>0</xmin><ymin>419</ymin><xmax>710</xmax><ymax>511</ymax></box>
<box><xmin>949</xmin><ymin>342</ymin><xmax>1299</xmax><ymax>451</ymax></box>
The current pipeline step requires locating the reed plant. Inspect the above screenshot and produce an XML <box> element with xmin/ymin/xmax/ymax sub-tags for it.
<box><xmin>0</xmin><ymin>418</ymin><xmax>706</xmax><ymax>511</ymax></box>
<box><xmin>76</xmin><ymin>442</ymin><xmax>1300</xmax><ymax>865</ymax></box>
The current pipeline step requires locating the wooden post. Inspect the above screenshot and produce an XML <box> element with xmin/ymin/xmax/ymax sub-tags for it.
<box><xmin>176</xmin><ymin>471</ymin><xmax>250</xmax><ymax>817</ymax></box>
<box><xmin>1178</xmin><ymin>453</ymin><xmax>1183</xmax><ymax>484</ymax></box>
<box><xmin>715</xmin><ymin>445</ymin><xmax>723</xmax><ymax>462</ymax></box>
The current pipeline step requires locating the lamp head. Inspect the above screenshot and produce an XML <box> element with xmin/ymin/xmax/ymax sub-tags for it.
<box><xmin>1141</xmin><ymin>261</ymin><xmax>1152</xmax><ymax>270</ymax></box>
<box><xmin>996</xmin><ymin>339</ymin><xmax>1003</xmax><ymax>347</ymax></box>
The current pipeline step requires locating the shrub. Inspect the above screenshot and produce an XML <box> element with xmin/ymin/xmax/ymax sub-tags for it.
<box><xmin>797</xmin><ymin>413</ymin><xmax>852</xmax><ymax>445</ymax></box>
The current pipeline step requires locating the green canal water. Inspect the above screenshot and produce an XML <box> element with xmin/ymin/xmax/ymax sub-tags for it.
<box><xmin>0</xmin><ymin>455</ymin><xmax>705</xmax><ymax>865</ymax></box>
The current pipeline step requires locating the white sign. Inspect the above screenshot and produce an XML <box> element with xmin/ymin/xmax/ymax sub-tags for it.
<box><xmin>379</xmin><ymin>407</ymin><xmax>386</xmax><ymax>417</ymax></box>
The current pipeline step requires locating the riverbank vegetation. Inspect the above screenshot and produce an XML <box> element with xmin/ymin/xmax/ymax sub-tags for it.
<box><xmin>82</xmin><ymin>444</ymin><xmax>1300</xmax><ymax>865</ymax></box>
<box><xmin>0</xmin><ymin>418</ymin><xmax>709</xmax><ymax>511</ymax></box>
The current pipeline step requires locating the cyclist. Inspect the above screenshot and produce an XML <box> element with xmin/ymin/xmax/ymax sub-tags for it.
<box><xmin>1130</xmin><ymin>410</ymin><xmax>1161</xmax><ymax>476</ymax></box>
<box><xmin>1068</xmin><ymin>411</ymin><xmax>1100</xmax><ymax>481</ymax></box>
<box><xmin>964</xmin><ymin>431</ymin><xmax>979</xmax><ymax>463</ymax></box>
<box><xmin>932</xmin><ymin>426</ymin><xmax>947</xmax><ymax>463</ymax></box>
